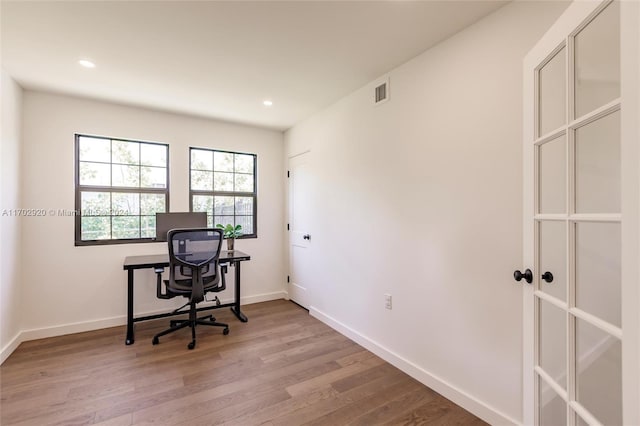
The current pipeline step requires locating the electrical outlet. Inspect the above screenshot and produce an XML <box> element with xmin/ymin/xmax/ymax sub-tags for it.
<box><xmin>384</xmin><ymin>294</ymin><xmax>392</xmax><ymax>310</ymax></box>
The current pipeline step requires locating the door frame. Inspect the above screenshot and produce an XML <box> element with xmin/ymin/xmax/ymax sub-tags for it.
<box><xmin>522</xmin><ymin>1</ymin><xmax>640</xmax><ymax>424</ymax></box>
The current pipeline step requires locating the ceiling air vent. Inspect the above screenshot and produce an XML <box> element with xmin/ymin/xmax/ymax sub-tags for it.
<box><xmin>373</xmin><ymin>78</ymin><xmax>389</xmax><ymax>105</ymax></box>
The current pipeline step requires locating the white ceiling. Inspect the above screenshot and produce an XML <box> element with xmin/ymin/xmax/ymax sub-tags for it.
<box><xmin>1</xmin><ymin>1</ymin><xmax>507</xmax><ymax>131</ymax></box>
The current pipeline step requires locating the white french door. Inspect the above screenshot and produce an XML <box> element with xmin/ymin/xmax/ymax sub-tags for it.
<box><xmin>522</xmin><ymin>1</ymin><xmax>639</xmax><ymax>425</ymax></box>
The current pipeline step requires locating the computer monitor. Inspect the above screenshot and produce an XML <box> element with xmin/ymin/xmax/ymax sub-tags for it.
<box><xmin>155</xmin><ymin>212</ymin><xmax>207</xmax><ymax>242</ymax></box>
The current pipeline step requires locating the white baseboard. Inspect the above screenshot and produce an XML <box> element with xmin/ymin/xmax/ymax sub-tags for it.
<box><xmin>1</xmin><ymin>332</ymin><xmax>23</xmax><ymax>365</ymax></box>
<box><xmin>0</xmin><ymin>291</ymin><xmax>286</xmax><ymax>365</ymax></box>
<box><xmin>309</xmin><ymin>306</ymin><xmax>520</xmax><ymax>426</ymax></box>
<box><xmin>240</xmin><ymin>291</ymin><xmax>287</xmax><ymax>305</ymax></box>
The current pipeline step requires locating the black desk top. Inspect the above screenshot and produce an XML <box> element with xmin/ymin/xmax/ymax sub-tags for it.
<box><xmin>123</xmin><ymin>250</ymin><xmax>250</xmax><ymax>270</ymax></box>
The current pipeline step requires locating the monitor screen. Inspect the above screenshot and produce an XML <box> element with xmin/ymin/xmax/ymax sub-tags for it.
<box><xmin>155</xmin><ymin>212</ymin><xmax>207</xmax><ymax>242</ymax></box>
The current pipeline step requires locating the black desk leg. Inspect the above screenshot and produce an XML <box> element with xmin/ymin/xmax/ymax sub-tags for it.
<box><xmin>230</xmin><ymin>260</ymin><xmax>248</xmax><ymax>322</ymax></box>
<box><xmin>126</xmin><ymin>269</ymin><xmax>135</xmax><ymax>345</ymax></box>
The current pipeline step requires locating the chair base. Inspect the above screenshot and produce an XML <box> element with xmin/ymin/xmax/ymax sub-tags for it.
<box><xmin>152</xmin><ymin>311</ymin><xmax>229</xmax><ymax>350</ymax></box>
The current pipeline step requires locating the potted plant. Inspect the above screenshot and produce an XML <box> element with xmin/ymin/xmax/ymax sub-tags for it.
<box><xmin>216</xmin><ymin>223</ymin><xmax>242</xmax><ymax>251</ymax></box>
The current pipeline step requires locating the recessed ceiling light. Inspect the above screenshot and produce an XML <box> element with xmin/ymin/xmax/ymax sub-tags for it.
<box><xmin>78</xmin><ymin>59</ymin><xmax>96</xmax><ymax>68</ymax></box>
<box><xmin>263</xmin><ymin>100</ymin><xmax>273</xmax><ymax>107</ymax></box>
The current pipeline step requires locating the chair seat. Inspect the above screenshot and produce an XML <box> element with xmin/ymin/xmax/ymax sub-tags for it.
<box><xmin>164</xmin><ymin>276</ymin><xmax>219</xmax><ymax>294</ymax></box>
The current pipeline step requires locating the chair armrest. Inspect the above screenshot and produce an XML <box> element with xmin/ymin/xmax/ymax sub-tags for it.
<box><xmin>156</xmin><ymin>269</ymin><xmax>172</xmax><ymax>300</ymax></box>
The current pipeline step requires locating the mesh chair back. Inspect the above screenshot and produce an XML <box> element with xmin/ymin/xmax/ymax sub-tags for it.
<box><xmin>167</xmin><ymin>228</ymin><xmax>224</xmax><ymax>303</ymax></box>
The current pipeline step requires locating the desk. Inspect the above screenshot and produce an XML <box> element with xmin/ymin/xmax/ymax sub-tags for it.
<box><xmin>123</xmin><ymin>250</ymin><xmax>250</xmax><ymax>345</ymax></box>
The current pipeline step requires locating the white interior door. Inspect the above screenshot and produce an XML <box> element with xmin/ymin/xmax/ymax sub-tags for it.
<box><xmin>522</xmin><ymin>1</ymin><xmax>639</xmax><ymax>425</ymax></box>
<box><xmin>288</xmin><ymin>151</ymin><xmax>312</xmax><ymax>308</ymax></box>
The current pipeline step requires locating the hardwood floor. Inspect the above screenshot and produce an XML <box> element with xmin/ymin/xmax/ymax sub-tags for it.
<box><xmin>0</xmin><ymin>300</ymin><xmax>487</xmax><ymax>426</ymax></box>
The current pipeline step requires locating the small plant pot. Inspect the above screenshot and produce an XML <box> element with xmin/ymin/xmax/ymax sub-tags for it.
<box><xmin>226</xmin><ymin>238</ymin><xmax>234</xmax><ymax>251</ymax></box>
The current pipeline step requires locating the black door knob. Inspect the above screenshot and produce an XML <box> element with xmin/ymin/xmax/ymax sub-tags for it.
<box><xmin>303</xmin><ymin>234</ymin><xmax>311</xmax><ymax>240</ymax></box>
<box><xmin>541</xmin><ymin>271</ymin><xmax>554</xmax><ymax>283</ymax></box>
<box><xmin>514</xmin><ymin>269</ymin><xmax>533</xmax><ymax>284</ymax></box>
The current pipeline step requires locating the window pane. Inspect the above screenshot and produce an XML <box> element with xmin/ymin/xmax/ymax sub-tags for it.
<box><xmin>81</xmin><ymin>192</ymin><xmax>110</xmax><ymax>216</ymax></box>
<box><xmin>538</xmin><ymin>135</ymin><xmax>566</xmax><ymax>214</ymax></box>
<box><xmin>214</xmin><ymin>216</ymin><xmax>234</xmax><ymax>228</ymax></box>
<box><xmin>112</xmin><ymin>140</ymin><xmax>139</xmax><ymax>165</ymax></box>
<box><xmin>112</xmin><ymin>216</ymin><xmax>140</xmax><ymax>239</ymax></box>
<box><xmin>235</xmin><ymin>154</ymin><xmax>254</xmax><ymax>173</ymax></box>
<box><xmin>214</xmin><ymin>196</ymin><xmax>234</xmax><ymax>215</ymax></box>
<box><xmin>539</xmin><ymin>299</ymin><xmax>567</xmax><ymax>390</ymax></box>
<box><xmin>236</xmin><ymin>216</ymin><xmax>253</xmax><ymax>235</ymax></box>
<box><xmin>140</xmin><ymin>143</ymin><xmax>166</xmax><ymax>167</ymax></box>
<box><xmin>576</xmin><ymin>222</ymin><xmax>621</xmax><ymax>327</ymax></box>
<box><xmin>81</xmin><ymin>216</ymin><xmax>111</xmax><ymax>240</ymax></box>
<box><xmin>576</xmin><ymin>319</ymin><xmax>622</xmax><ymax>425</ymax></box>
<box><xmin>206</xmin><ymin>215</ymin><xmax>213</xmax><ymax>228</ymax></box>
<box><xmin>141</xmin><ymin>166</ymin><xmax>166</xmax><ymax>188</ymax></box>
<box><xmin>539</xmin><ymin>47</ymin><xmax>566</xmax><ymax>136</ymax></box>
<box><xmin>235</xmin><ymin>197</ymin><xmax>253</xmax><ymax>215</ymax></box>
<box><xmin>112</xmin><ymin>164</ymin><xmax>140</xmax><ymax>187</ymax></box>
<box><xmin>112</xmin><ymin>192</ymin><xmax>139</xmax><ymax>216</ymax></box>
<box><xmin>191</xmin><ymin>170</ymin><xmax>213</xmax><ymax>191</ymax></box>
<box><xmin>79</xmin><ymin>162</ymin><xmax>111</xmax><ymax>186</ymax></box>
<box><xmin>141</xmin><ymin>216</ymin><xmax>156</xmax><ymax>238</ymax></box>
<box><xmin>193</xmin><ymin>195</ymin><xmax>213</xmax><ymax>214</ymax></box>
<box><xmin>214</xmin><ymin>151</ymin><xmax>234</xmax><ymax>172</ymax></box>
<box><xmin>191</xmin><ymin>149</ymin><xmax>213</xmax><ymax>171</ymax></box>
<box><xmin>140</xmin><ymin>193</ymin><xmax>165</xmax><ymax>215</ymax></box>
<box><xmin>539</xmin><ymin>221</ymin><xmax>567</xmax><ymax>302</ymax></box>
<box><xmin>575</xmin><ymin>1</ymin><xmax>620</xmax><ymax>118</ymax></box>
<box><xmin>575</xmin><ymin>110</ymin><xmax>620</xmax><ymax>214</ymax></box>
<box><xmin>234</xmin><ymin>173</ymin><xmax>254</xmax><ymax>192</ymax></box>
<box><xmin>539</xmin><ymin>375</ymin><xmax>566</xmax><ymax>425</ymax></box>
<box><xmin>79</xmin><ymin>136</ymin><xmax>110</xmax><ymax>163</ymax></box>
<box><xmin>214</xmin><ymin>172</ymin><xmax>234</xmax><ymax>191</ymax></box>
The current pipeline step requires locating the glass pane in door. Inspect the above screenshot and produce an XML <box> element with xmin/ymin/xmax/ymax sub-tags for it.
<box><xmin>539</xmin><ymin>47</ymin><xmax>566</xmax><ymax>136</ymax></box>
<box><xmin>539</xmin><ymin>299</ymin><xmax>567</xmax><ymax>390</ymax></box>
<box><xmin>576</xmin><ymin>318</ymin><xmax>622</xmax><ymax>425</ymax></box>
<box><xmin>574</xmin><ymin>1</ymin><xmax>620</xmax><ymax>118</ymax></box>
<box><xmin>539</xmin><ymin>135</ymin><xmax>566</xmax><ymax>213</ymax></box>
<box><xmin>575</xmin><ymin>110</ymin><xmax>620</xmax><ymax>214</ymax></box>
<box><xmin>539</xmin><ymin>376</ymin><xmax>566</xmax><ymax>425</ymax></box>
<box><xmin>539</xmin><ymin>221</ymin><xmax>567</xmax><ymax>301</ymax></box>
<box><xmin>577</xmin><ymin>415</ymin><xmax>589</xmax><ymax>426</ymax></box>
<box><xmin>576</xmin><ymin>222</ymin><xmax>621</xmax><ymax>327</ymax></box>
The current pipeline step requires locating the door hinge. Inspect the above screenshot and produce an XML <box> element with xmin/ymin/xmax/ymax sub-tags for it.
<box><xmin>287</xmin><ymin>223</ymin><xmax>290</xmax><ymax>231</ymax></box>
<box><xmin>287</xmin><ymin>275</ymin><xmax>290</xmax><ymax>283</ymax></box>
<box><xmin>287</xmin><ymin>170</ymin><xmax>290</xmax><ymax>178</ymax></box>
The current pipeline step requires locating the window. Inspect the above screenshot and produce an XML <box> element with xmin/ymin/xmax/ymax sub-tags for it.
<box><xmin>189</xmin><ymin>148</ymin><xmax>257</xmax><ymax>237</ymax></box>
<box><xmin>75</xmin><ymin>134</ymin><xmax>169</xmax><ymax>245</ymax></box>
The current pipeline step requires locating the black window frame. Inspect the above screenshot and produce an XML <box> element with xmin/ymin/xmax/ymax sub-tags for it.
<box><xmin>74</xmin><ymin>133</ymin><xmax>170</xmax><ymax>246</ymax></box>
<box><xmin>188</xmin><ymin>147</ymin><xmax>257</xmax><ymax>239</ymax></box>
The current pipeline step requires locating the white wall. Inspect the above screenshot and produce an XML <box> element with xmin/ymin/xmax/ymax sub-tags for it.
<box><xmin>0</xmin><ymin>71</ymin><xmax>23</xmax><ymax>363</ymax></box>
<box><xmin>285</xmin><ymin>1</ymin><xmax>569</xmax><ymax>424</ymax></box>
<box><xmin>20</xmin><ymin>91</ymin><xmax>285</xmax><ymax>338</ymax></box>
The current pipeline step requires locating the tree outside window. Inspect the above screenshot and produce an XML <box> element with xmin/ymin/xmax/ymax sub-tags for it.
<box><xmin>189</xmin><ymin>148</ymin><xmax>257</xmax><ymax>238</ymax></box>
<box><xmin>75</xmin><ymin>134</ymin><xmax>169</xmax><ymax>245</ymax></box>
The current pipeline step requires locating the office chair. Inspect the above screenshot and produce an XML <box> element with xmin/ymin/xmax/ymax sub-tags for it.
<box><xmin>152</xmin><ymin>228</ymin><xmax>229</xmax><ymax>349</ymax></box>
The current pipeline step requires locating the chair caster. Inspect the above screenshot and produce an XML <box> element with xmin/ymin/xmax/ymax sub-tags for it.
<box><xmin>188</xmin><ymin>341</ymin><xmax>196</xmax><ymax>350</ymax></box>
<box><xmin>152</xmin><ymin>337</ymin><xmax>159</xmax><ymax>345</ymax></box>
<box><xmin>223</xmin><ymin>328</ymin><xmax>229</xmax><ymax>335</ymax></box>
